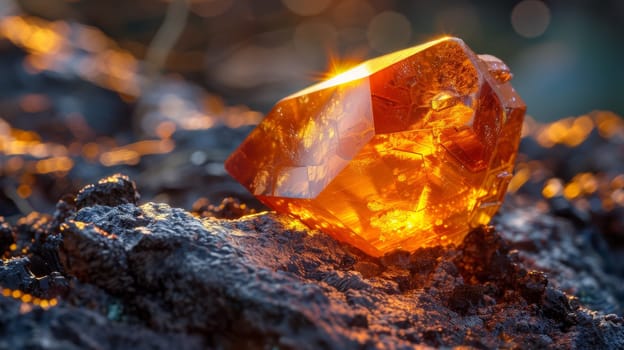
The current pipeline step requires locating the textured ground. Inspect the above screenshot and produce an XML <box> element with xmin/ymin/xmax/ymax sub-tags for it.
<box><xmin>0</xmin><ymin>174</ymin><xmax>622</xmax><ymax>349</ymax></box>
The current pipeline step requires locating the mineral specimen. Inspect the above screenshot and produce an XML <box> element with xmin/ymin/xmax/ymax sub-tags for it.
<box><xmin>225</xmin><ymin>37</ymin><xmax>526</xmax><ymax>256</ymax></box>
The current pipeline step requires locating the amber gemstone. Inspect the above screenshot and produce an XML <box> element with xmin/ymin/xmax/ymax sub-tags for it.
<box><xmin>225</xmin><ymin>37</ymin><xmax>526</xmax><ymax>257</ymax></box>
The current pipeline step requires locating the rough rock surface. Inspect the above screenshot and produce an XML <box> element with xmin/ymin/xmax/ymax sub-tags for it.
<box><xmin>0</xmin><ymin>174</ymin><xmax>623</xmax><ymax>349</ymax></box>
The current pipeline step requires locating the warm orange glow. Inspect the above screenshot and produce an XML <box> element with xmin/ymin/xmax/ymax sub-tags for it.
<box><xmin>320</xmin><ymin>52</ymin><xmax>361</xmax><ymax>81</ymax></box>
<box><xmin>0</xmin><ymin>288</ymin><xmax>59</xmax><ymax>310</ymax></box>
<box><xmin>0</xmin><ymin>124</ymin><xmax>68</xmax><ymax>159</ymax></box>
<box><xmin>35</xmin><ymin>157</ymin><xmax>74</xmax><ymax>174</ymax></box>
<box><xmin>509</xmin><ymin>112</ymin><xmax>624</xmax><ymax>202</ymax></box>
<box><xmin>19</xmin><ymin>303</ymin><xmax>33</xmax><ymax>314</ymax></box>
<box><xmin>542</xmin><ymin>178</ymin><xmax>563</xmax><ymax>198</ymax></box>
<box><xmin>156</xmin><ymin>121</ymin><xmax>177</xmax><ymax>139</ymax></box>
<box><xmin>0</xmin><ymin>15</ymin><xmax>262</xmax><ymax>130</ymax></box>
<box><xmin>0</xmin><ymin>114</ymin><xmax>181</xmax><ymax>191</ymax></box>
<box><xmin>5</xmin><ymin>156</ymin><xmax>24</xmax><ymax>173</ymax></box>
<box><xmin>16</xmin><ymin>184</ymin><xmax>32</xmax><ymax>198</ymax></box>
<box><xmin>508</xmin><ymin>165</ymin><xmax>530</xmax><ymax>193</ymax></box>
<box><xmin>81</xmin><ymin>142</ymin><xmax>101</xmax><ymax>160</ymax></box>
<box><xmin>0</xmin><ymin>15</ymin><xmax>139</xmax><ymax>96</ymax></box>
<box><xmin>612</xmin><ymin>175</ymin><xmax>624</xmax><ymax>190</ymax></box>
<box><xmin>100</xmin><ymin>149</ymin><xmax>141</xmax><ymax>166</ymax></box>
<box><xmin>289</xmin><ymin>36</ymin><xmax>450</xmax><ymax>100</ymax></box>
<box><xmin>226</xmin><ymin>37</ymin><xmax>526</xmax><ymax>256</ymax></box>
<box><xmin>535</xmin><ymin>116</ymin><xmax>594</xmax><ymax>148</ymax></box>
<box><xmin>99</xmin><ymin>140</ymin><xmax>175</xmax><ymax>166</ymax></box>
<box><xmin>575</xmin><ymin>173</ymin><xmax>598</xmax><ymax>194</ymax></box>
<box><xmin>0</xmin><ymin>16</ymin><xmax>65</xmax><ymax>55</ymax></box>
<box><xmin>595</xmin><ymin>111</ymin><xmax>624</xmax><ymax>140</ymax></box>
<box><xmin>612</xmin><ymin>189</ymin><xmax>624</xmax><ymax>206</ymax></box>
<box><xmin>535</xmin><ymin>172</ymin><xmax>624</xmax><ymax>212</ymax></box>
<box><xmin>521</xmin><ymin>112</ymin><xmax>622</xmax><ymax>149</ymax></box>
<box><xmin>563</xmin><ymin>182</ymin><xmax>581</xmax><ymax>200</ymax></box>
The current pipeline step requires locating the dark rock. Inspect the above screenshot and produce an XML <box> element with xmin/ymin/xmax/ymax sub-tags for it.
<box><xmin>0</xmin><ymin>294</ymin><xmax>204</xmax><ymax>350</ymax></box>
<box><xmin>59</xmin><ymin>220</ymin><xmax>135</xmax><ymax>294</ymax></box>
<box><xmin>74</xmin><ymin>174</ymin><xmax>140</xmax><ymax>209</ymax></box>
<box><xmin>518</xmin><ymin>270</ymin><xmax>548</xmax><ymax>304</ymax></box>
<box><xmin>55</xmin><ymin>200</ymin><xmax>624</xmax><ymax>348</ymax></box>
<box><xmin>0</xmin><ymin>217</ymin><xmax>13</xmax><ymax>257</ymax></box>
<box><xmin>0</xmin><ymin>175</ymin><xmax>622</xmax><ymax>349</ymax></box>
<box><xmin>50</xmin><ymin>194</ymin><xmax>77</xmax><ymax>232</ymax></box>
<box><xmin>542</xmin><ymin>287</ymin><xmax>577</xmax><ymax>328</ymax></box>
<box><xmin>496</xmin><ymin>205</ymin><xmax>624</xmax><ymax>314</ymax></box>
<box><xmin>448</xmin><ymin>284</ymin><xmax>486</xmax><ymax>314</ymax></box>
<box><xmin>191</xmin><ymin>197</ymin><xmax>256</xmax><ymax>219</ymax></box>
<box><xmin>13</xmin><ymin>212</ymin><xmax>63</xmax><ymax>276</ymax></box>
<box><xmin>455</xmin><ymin>226</ymin><xmax>515</xmax><ymax>285</ymax></box>
<box><xmin>0</xmin><ymin>257</ymin><xmax>68</xmax><ymax>298</ymax></box>
<box><xmin>0</xmin><ymin>257</ymin><xmax>36</xmax><ymax>291</ymax></box>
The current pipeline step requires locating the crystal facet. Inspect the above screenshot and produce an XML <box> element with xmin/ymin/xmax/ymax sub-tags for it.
<box><xmin>225</xmin><ymin>37</ymin><xmax>526</xmax><ymax>257</ymax></box>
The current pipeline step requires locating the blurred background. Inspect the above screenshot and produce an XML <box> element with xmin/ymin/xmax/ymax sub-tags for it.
<box><xmin>0</xmin><ymin>0</ymin><xmax>623</xmax><ymax>218</ymax></box>
<box><xmin>6</xmin><ymin>0</ymin><xmax>623</xmax><ymax>120</ymax></box>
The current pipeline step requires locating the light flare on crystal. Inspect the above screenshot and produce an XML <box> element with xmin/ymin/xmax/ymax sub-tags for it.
<box><xmin>226</xmin><ymin>37</ymin><xmax>526</xmax><ymax>256</ymax></box>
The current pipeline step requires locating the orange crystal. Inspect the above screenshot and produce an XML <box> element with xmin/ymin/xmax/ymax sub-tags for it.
<box><xmin>225</xmin><ymin>37</ymin><xmax>526</xmax><ymax>257</ymax></box>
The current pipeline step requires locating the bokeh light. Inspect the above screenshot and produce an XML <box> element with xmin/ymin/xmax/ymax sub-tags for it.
<box><xmin>511</xmin><ymin>0</ymin><xmax>551</xmax><ymax>38</ymax></box>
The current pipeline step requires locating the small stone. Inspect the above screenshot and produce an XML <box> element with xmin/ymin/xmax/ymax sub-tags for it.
<box><xmin>191</xmin><ymin>197</ymin><xmax>256</xmax><ymax>219</ymax></box>
<box><xmin>75</xmin><ymin>173</ymin><xmax>140</xmax><ymax>209</ymax></box>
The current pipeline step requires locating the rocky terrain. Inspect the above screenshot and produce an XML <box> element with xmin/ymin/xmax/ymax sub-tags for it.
<box><xmin>0</xmin><ymin>173</ymin><xmax>622</xmax><ymax>349</ymax></box>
